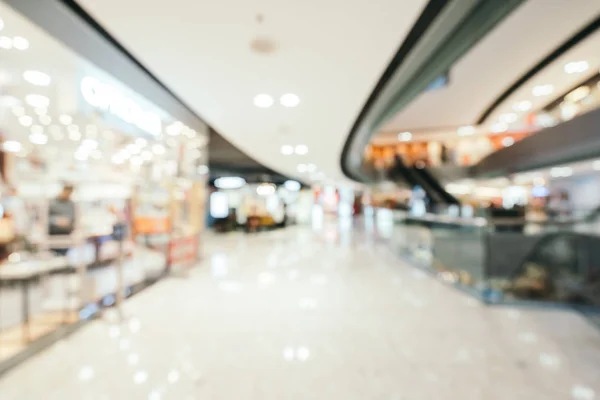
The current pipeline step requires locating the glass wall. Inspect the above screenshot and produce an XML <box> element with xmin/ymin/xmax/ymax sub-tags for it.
<box><xmin>0</xmin><ymin>3</ymin><xmax>208</xmax><ymax>367</ymax></box>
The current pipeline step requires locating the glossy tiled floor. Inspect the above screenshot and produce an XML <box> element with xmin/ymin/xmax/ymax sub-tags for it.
<box><xmin>1</xmin><ymin>220</ymin><xmax>600</xmax><ymax>399</ymax></box>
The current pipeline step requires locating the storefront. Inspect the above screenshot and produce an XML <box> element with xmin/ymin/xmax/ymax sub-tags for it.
<box><xmin>0</xmin><ymin>3</ymin><xmax>208</xmax><ymax>369</ymax></box>
<box><xmin>209</xmin><ymin>177</ymin><xmax>306</xmax><ymax>232</ymax></box>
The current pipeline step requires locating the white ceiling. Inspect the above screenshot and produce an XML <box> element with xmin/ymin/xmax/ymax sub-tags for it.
<box><xmin>380</xmin><ymin>0</ymin><xmax>600</xmax><ymax>137</ymax></box>
<box><xmin>75</xmin><ymin>0</ymin><xmax>427</xmax><ymax>183</ymax></box>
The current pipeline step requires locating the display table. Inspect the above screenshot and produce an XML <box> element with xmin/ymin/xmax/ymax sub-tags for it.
<box><xmin>0</xmin><ymin>245</ymin><xmax>166</xmax><ymax>365</ymax></box>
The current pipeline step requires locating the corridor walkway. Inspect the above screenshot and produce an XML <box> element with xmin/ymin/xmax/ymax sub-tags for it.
<box><xmin>1</xmin><ymin>222</ymin><xmax>600</xmax><ymax>399</ymax></box>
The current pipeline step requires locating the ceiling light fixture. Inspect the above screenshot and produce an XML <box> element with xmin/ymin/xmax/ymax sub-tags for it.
<box><xmin>398</xmin><ymin>131</ymin><xmax>412</xmax><ymax>141</ymax></box>
<box><xmin>59</xmin><ymin>114</ymin><xmax>72</xmax><ymax>125</ymax></box>
<box><xmin>512</xmin><ymin>100</ymin><xmax>532</xmax><ymax>112</ymax></box>
<box><xmin>297</xmin><ymin>164</ymin><xmax>307</xmax><ymax>173</ymax></box>
<box><xmin>253</xmin><ymin>94</ymin><xmax>274</xmax><ymax>108</ymax></box>
<box><xmin>214</xmin><ymin>177</ymin><xmax>246</xmax><ymax>189</ymax></box>
<box><xmin>307</xmin><ymin>163</ymin><xmax>317</xmax><ymax>172</ymax></box>
<box><xmin>457</xmin><ymin>125</ymin><xmax>475</xmax><ymax>136</ymax></box>
<box><xmin>564</xmin><ymin>61</ymin><xmax>588</xmax><ymax>74</ymax></box>
<box><xmin>18</xmin><ymin>115</ymin><xmax>33</xmax><ymax>127</ymax></box>
<box><xmin>499</xmin><ymin>113</ymin><xmax>518</xmax><ymax>124</ymax></box>
<box><xmin>491</xmin><ymin>122</ymin><xmax>508</xmax><ymax>133</ymax></box>
<box><xmin>281</xmin><ymin>145</ymin><xmax>294</xmax><ymax>155</ymax></box>
<box><xmin>256</xmin><ymin>183</ymin><xmax>276</xmax><ymax>196</ymax></box>
<box><xmin>0</xmin><ymin>36</ymin><xmax>12</xmax><ymax>49</ymax></box>
<box><xmin>25</xmin><ymin>94</ymin><xmax>50</xmax><ymax>108</ymax></box>
<box><xmin>295</xmin><ymin>144</ymin><xmax>308</xmax><ymax>155</ymax></box>
<box><xmin>12</xmin><ymin>36</ymin><xmax>29</xmax><ymax>50</ymax></box>
<box><xmin>532</xmin><ymin>84</ymin><xmax>553</xmax><ymax>97</ymax></box>
<box><xmin>23</xmin><ymin>70</ymin><xmax>51</xmax><ymax>86</ymax></box>
<box><xmin>280</xmin><ymin>93</ymin><xmax>300</xmax><ymax>108</ymax></box>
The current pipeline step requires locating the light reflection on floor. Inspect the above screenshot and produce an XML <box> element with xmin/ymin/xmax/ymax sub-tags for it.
<box><xmin>0</xmin><ymin>220</ymin><xmax>599</xmax><ymax>399</ymax></box>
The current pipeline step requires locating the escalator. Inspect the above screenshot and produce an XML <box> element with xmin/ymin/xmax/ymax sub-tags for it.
<box><xmin>413</xmin><ymin>165</ymin><xmax>459</xmax><ymax>205</ymax></box>
<box><xmin>389</xmin><ymin>156</ymin><xmax>458</xmax><ymax>206</ymax></box>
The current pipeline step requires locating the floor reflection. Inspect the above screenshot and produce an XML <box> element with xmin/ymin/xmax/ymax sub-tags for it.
<box><xmin>0</xmin><ymin>220</ymin><xmax>599</xmax><ymax>400</ymax></box>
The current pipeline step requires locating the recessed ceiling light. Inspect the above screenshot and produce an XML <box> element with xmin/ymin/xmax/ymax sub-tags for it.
<box><xmin>12</xmin><ymin>36</ymin><xmax>29</xmax><ymax>50</ymax></box>
<box><xmin>532</xmin><ymin>84</ymin><xmax>553</xmax><ymax>97</ymax></box>
<box><xmin>398</xmin><ymin>131</ymin><xmax>412</xmax><ymax>141</ymax></box>
<box><xmin>23</xmin><ymin>70</ymin><xmax>51</xmax><ymax>86</ymax></box>
<box><xmin>297</xmin><ymin>163</ymin><xmax>307</xmax><ymax>173</ymax></box>
<box><xmin>3</xmin><ymin>141</ymin><xmax>22</xmax><ymax>153</ymax></box>
<box><xmin>501</xmin><ymin>137</ymin><xmax>515</xmax><ymax>147</ymax></box>
<box><xmin>564</xmin><ymin>61</ymin><xmax>588</xmax><ymax>74</ymax></box>
<box><xmin>0</xmin><ymin>36</ymin><xmax>12</xmax><ymax>49</ymax></box>
<box><xmin>565</xmin><ymin>86</ymin><xmax>590</xmax><ymax>103</ymax></box>
<box><xmin>457</xmin><ymin>125</ymin><xmax>475</xmax><ymax>136</ymax></box>
<box><xmin>59</xmin><ymin>114</ymin><xmax>72</xmax><ymax>125</ymax></box>
<box><xmin>281</xmin><ymin>145</ymin><xmax>293</xmax><ymax>155</ymax></box>
<box><xmin>499</xmin><ymin>113</ymin><xmax>518</xmax><ymax>124</ymax></box>
<box><xmin>491</xmin><ymin>122</ymin><xmax>508</xmax><ymax>133</ymax></box>
<box><xmin>18</xmin><ymin>115</ymin><xmax>33</xmax><ymax>127</ymax></box>
<box><xmin>295</xmin><ymin>144</ymin><xmax>308</xmax><ymax>155</ymax></box>
<box><xmin>25</xmin><ymin>94</ymin><xmax>50</xmax><ymax>108</ymax></box>
<box><xmin>512</xmin><ymin>100</ymin><xmax>532</xmax><ymax>112</ymax></box>
<box><xmin>307</xmin><ymin>163</ymin><xmax>317</xmax><ymax>172</ymax></box>
<box><xmin>280</xmin><ymin>93</ymin><xmax>300</xmax><ymax>107</ymax></box>
<box><xmin>253</xmin><ymin>94</ymin><xmax>274</xmax><ymax>108</ymax></box>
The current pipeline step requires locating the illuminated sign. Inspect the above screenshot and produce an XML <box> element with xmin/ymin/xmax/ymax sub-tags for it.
<box><xmin>80</xmin><ymin>76</ymin><xmax>162</xmax><ymax>136</ymax></box>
